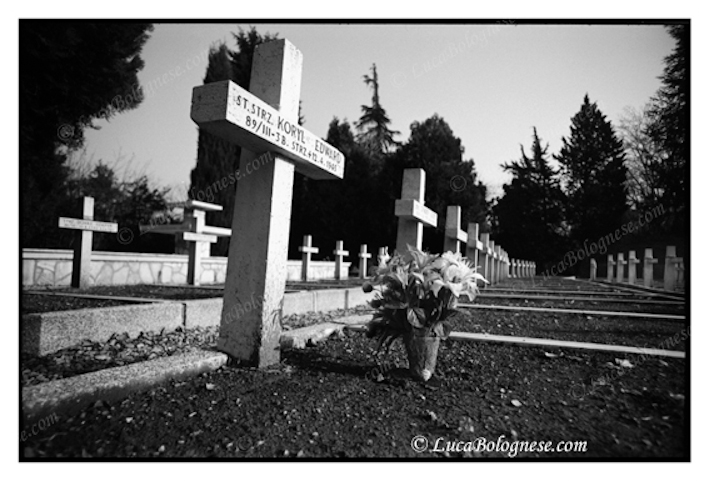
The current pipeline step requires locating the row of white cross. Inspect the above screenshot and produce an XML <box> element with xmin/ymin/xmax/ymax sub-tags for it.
<box><xmin>594</xmin><ymin>246</ymin><xmax>685</xmax><ymax>291</ymax></box>
<box><xmin>294</xmin><ymin>168</ymin><xmax>537</xmax><ymax>284</ymax></box>
<box><xmin>58</xmin><ymin>198</ymin><xmax>231</xmax><ymax>288</ymax></box>
<box><xmin>393</xmin><ymin>168</ymin><xmax>535</xmax><ymax>284</ymax></box>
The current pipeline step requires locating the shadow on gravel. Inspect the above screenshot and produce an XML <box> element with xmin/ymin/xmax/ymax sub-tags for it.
<box><xmin>283</xmin><ymin>349</ymin><xmax>372</xmax><ymax>378</ymax></box>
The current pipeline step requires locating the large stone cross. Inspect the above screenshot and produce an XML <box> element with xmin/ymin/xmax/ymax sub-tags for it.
<box><xmin>191</xmin><ymin>39</ymin><xmax>345</xmax><ymax>367</ymax></box>
<box><xmin>394</xmin><ymin>168</ymin><xmax>437</xmax><ymax>253</ymax></box>
<box><xmin>58</xmin><ymin>196</ymin><xmax>118</xmax><ymax>288</ymax></box>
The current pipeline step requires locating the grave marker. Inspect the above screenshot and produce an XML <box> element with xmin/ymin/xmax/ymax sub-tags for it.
<box><xmin>58</xmin><ymin>196</ymin><xmax>118</xmax><ymax>288</ymax></box>
<box><xmin>141</xmin><ymin>200</ymin><xmax>228</xmax><ymax>285</ymax></box>
<box><xmin>299</xmin><ymin>235</ymin><xmax>319</xmax><ymax>282</ymax></box>
<box><xmin>643</xmin><ymin>248</ymin><xmax>658</xmax><ymax>288</ymax></box>
<box><xmin>590</xmin><ymin>258</ymin><xmax>597</xmax><ymax>280</ymax></box>
<box><xmin>494</xmin><ymin>245</ymin><xmax>502</xmax><ymax>284</ymax></box>
<box><xmin>358</xmin><ymin>244</ymin><xmax>372</xmax><ymax>279</ymax></box>
<box><xmin>664</xmin><ymin>246</ymin><xmax>683</xmax><ymax>291</ymax></box>
<box><xmin>488</xmin><ymin>240</ymin><xmax>496</xmax><ymax>285</ymax></box>
<box><xmin>191</xmin><ymin>39</ymin><xmax>345</xmax><ymax>367</ymax></box>
<box><xmin>377</xmin><ymin>247</ymin><xmax>390</xmax><ymax>267</ymax></box>
<box><xmin>465</xmin><ymin>222</ymin><xmax>482</xmax><ymax>270</ymax></box>
<box><xmin>444</xmin><ymin>205</ymin><xmax>468</xmax><ymax>254</ymax></box>
<box><xmin>606</xmin><ymin>254</ymin><xmax>616</xmax><ymax>282</ymax></box>
<box><xmin>333</xmin><ymin>240</ymin><xmax>349</xmax><ymax>280</ymax></box>
<box><xmin>394</xmin><ymin>169</ymin><xmax>438</xmax><ymax>253</ymax></box>
<box><xmin>628</xmin><ymin>251</ymin><xmax>640</xmax><ymax>285</ymax></box>
<box><xmin>480</xmin><ymin>233</ymin><xmax>491</xmax><ymax>283</ymax></box>
<box><xmin>616</xmin><ymin>252</ymin><xmax>627</xmax><ymax>284</ymax></box>
<box><xmin>500</xmin><ymin>250</ymin><xmax>507</xmax><ymax>279</ymax></box>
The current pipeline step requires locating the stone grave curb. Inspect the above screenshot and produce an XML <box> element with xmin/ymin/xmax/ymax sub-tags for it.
<box><xmin>22</xmin><ymin>349</ymin><xmax>228</xmax><ymax>425</ymax></box>
<box><xmin>281</xmin><ymin>314</ymin><xmax>370</xmax><ymax>349</ymax></box>
<box><xmin>23</xmin><ymin>287</ymin><xmax>375</xmax><ymax>356</ymax></box>
<box><xmin>23</xmin><ymin>302</ymin><xmax>185</xmax><ymax>356</ymax></box>
<box><xmin>22</xmin><ymin>315</ymin><xmax>372</xmax><ymax>424</ymax></box>
<box><xmin>587</xmin><ymin>280</ymin><xmax>685</xmax><ymax>298</ymax></box>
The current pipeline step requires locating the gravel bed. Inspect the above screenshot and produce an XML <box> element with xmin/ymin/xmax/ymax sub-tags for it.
<box><xmin>447</xmin><ymin>309</ymin><xmax>687</xmax><ymax>352</ymax></box>
<box><xmin>21</xmin><ymin>331</ymin><xmax>687</xmax><ymax>458</ymax></box>
<box><xmin>20</xmin><ymin>307</ymin><xmax>371</xmax><ymax>387</ymax></box>
<box><xmin>475</xmin><ymin>297</ymin><xmax>685</xmax><ymax>315</ymax></box>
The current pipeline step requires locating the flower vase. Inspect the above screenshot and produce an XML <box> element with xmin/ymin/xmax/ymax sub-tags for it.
<box><xmin>403</xmin><ymin>329</ymin><xmax>441</xmax><ymax>382</ymax></box>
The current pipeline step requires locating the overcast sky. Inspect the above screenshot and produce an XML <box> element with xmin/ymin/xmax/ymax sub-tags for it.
<box><xmin>77</xmin><ymin>22</ymin><xmax>675</xmax><ymax>200</ymax></box>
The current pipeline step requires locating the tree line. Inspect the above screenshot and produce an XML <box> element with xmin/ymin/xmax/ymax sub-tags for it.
<box><xmin>21</xmin><ymin>23</ymin><xmax>687</xmax><ymax>277</ymax></box>
<box><xmin>492</xmin><ymin>24</ymin><xmax>687</xmax><ymax>275</ymax></box>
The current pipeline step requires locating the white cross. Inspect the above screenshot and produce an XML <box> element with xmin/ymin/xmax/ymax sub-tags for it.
<box><xmin>643</xmin><ymin>248</ymin><xmax>658</xmax><ymax>288</ymax></box>
<box><xmin>616</xmin><ymin>252</ymin><xmax>627</xmax><ymax>283</ymax></box>
<box><xmin>358</xmin><ymin>244</ymin><xmax>372</xmax><ymax>279</ymax></box>
<box><xmin>444</xmin><ymin>205</ymin><xmax>468</xmax><ymax>254</ymax></box>
<box><xmin>465</xmin><ymin>222</ymin><xmax>482</xmax><ymax>271</ymax></box>
<box><xmin>377</xmin><ymin>247</ymin><xmax>390</xmax><ymax>267</ymax></box>
<box><xmin>479</xmin><ymin>233</ymin><xmax>491</xmax><ymax>283</ymax></box>
<box><xmin>394</xmin><ymin>168</ymin><xmax>437</xmax><ymax>253</ymax></box>
<box><xmin>664</xmin><ymin>246</ymin><xmax>683</xmax><ymax>291</ymax></box>
<box><xmin>190</xmin><ymin>39</ymin><xmax>345</xmax><ymax>367</ymax></box>
<box><xmin>606</xmin><ymin>254</ymin><xmax>616</xmax><ymax>282</ymax></box>
<box><xmin>298</xmin><ymin>235</ymin><xmax>319</xmax><ymax>282</ymax></box>
<box><xmin>142</xmin><ymin>200</ymin><xmax>226</xmax><ymax>285</ymax></box>
<box><xmin>58</xmin><ymin>196</ymin><xmax>118</xmax><ymax>288</ymax></box>
<box><xmin>627</xmin><ymin>251</ymin><xmax>640</xmax><ymax>285</ymax></box>
<box><xmin>333</xmin><ymin>240</ymin><xmax>349</xmax><ymax>280</ymax></box>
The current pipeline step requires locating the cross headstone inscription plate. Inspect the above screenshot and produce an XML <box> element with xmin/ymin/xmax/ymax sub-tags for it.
<box><xmin>191</xmin><ymin>82</ymin><xmax>344</xmax><ymax>180</ymax></box>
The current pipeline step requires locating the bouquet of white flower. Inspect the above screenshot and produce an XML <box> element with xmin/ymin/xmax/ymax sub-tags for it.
<box><xmin>363</xmin><ymin>246</ymin><xmax>488</xmax><ymax>381</ymax></box>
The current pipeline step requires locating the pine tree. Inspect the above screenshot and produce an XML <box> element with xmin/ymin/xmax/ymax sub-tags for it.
<box><xmin>555</xmin><ymin>95</ymin><xmax>628</xmax><ymax>244</ymax></box>
<box><xmin>20</xmin><ymin>21</ymin><xmax>153</xmax><ymax>247</ymax></box>
<box><xmin>646</xmin><ymin>24</ymin><xmax>688</xmax><ymax>231</ymax></box>
<box><xmin>355</xmin><ymin>64</ymin><xmax>400</xmax><ymax>161</ymax></box>
<box><xmin>493</xmin><ymin>128</ymin><xmax>567</xmax><ymax>271</ymax></box>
